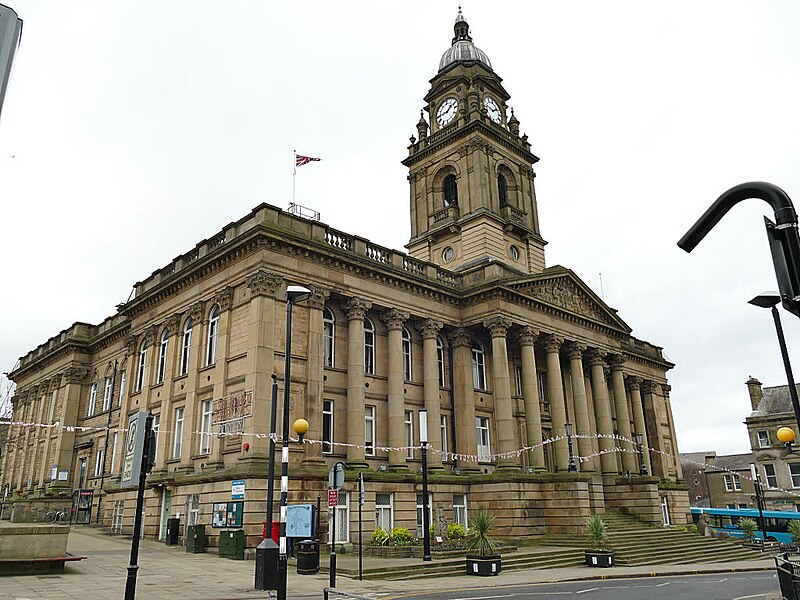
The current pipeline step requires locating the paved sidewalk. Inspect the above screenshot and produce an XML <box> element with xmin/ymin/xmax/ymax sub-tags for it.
<box><xmin>0</xmin><ymin>527</ymin><xmax>782</xmax><ymax>599</ymax></box>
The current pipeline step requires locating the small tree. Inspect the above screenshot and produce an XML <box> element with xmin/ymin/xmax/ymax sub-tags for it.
<box><xmin>788</xmin><ymin>520</ymin><xmax>800</xmax><ymax>545</ymax></box>
<box><xmin>738</xmin><ymin>517</ymin><xmax>758</xmax><ymax>542</ymax></box>
<box><xmin>586</xmin><ymin>514</ymin><xmax>609</xmax><ymax>551</ymax></box>
<box><xmin>468</xmin><ymin>509</ymin><xmax>498</xmax><ymax>556</ymax></box>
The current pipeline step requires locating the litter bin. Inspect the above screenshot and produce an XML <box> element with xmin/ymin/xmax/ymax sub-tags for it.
<box><xmin>296</xmin><ymin>539</ymin><xmax>320</xmax><ymax>575</ymax></box>
<box><xmin>219</xmin><ymin>529</ymin><xmax>245</xmax><ymax>560</ymax></box>
<box><xmin>166</xmin><ymin>517</ymin><xmax>180</xmax><ymax>546</ymax></box>
<box><xmin>186</xmin><ymin>524</ymin><xmax>206</xmax><ymax>553</ymax></box>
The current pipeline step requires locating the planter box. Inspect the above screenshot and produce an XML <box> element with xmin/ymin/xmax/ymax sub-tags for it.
<box><xmin>585</xmin><ymin>550</ymin><xmax>614</xmax><ymax>568</ymax></box>
<box><xmin>466</xmin><ymin>554</ymin><xmax>502</xmax><ymax>576</ymax></box>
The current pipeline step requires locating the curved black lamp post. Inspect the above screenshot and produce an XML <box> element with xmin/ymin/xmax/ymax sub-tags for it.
<box><xmin>565</xmin><ymin>422</ymin><xmax>577</xmax><ymax>473</ymax></box>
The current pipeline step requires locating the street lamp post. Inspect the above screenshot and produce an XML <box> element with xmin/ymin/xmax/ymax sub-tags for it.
<box><xmin>419</xmin><ymin>409</ymin><xmax>431</xmax><ymax>562</ymax></box>
<box><xmin>635</xmin><ymin>432</ymin><xmax>648</xmax><ymax>476</ymax></box>
<box><xmin>750</xmin><ymin>463</ymin><xmax>768</xmax><ymax>548</ymax></box>
<box><xmin>749</xmin><ymin>292</ymin><xmax>800</xmax><ymax>431</ymax></box>
<box><xmin>565</xmin><ymin>422</ymin><xmax>577</xmax><ymax>473</ymax></box>
<box><xmin>277</xmin><ymin>285</ymin><xmax>311</xmax><ymax>600</ymax></box>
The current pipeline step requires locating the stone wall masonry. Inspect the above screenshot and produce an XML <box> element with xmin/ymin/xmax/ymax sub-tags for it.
<box><xmin>603</xmin><ymin>478</ymin><xmax>662</xmax><ymax>526</ymax></box>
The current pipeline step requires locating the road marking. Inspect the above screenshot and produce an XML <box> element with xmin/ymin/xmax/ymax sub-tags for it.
<box><xmin>452</xmin><ymin>596</ymin><xmax>513</xmax><ymax>600</ymax></box>
<box><xmin>575</xmin><ymin>587</ymin><xmax>598</xmax><ymax>594</ymax></box>
<box><xmin>655</xmin><ymin>581</ymin><xmax>671</xmax><ymax>587</ymax></box>
<box><xmin>732</xmin><ymin>595</ymin><xmax>768</xmax><ymax>600</ymax></box>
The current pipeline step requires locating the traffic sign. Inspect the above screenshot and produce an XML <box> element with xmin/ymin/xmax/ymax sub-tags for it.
<box><xmin>328</xmin><ymin>489</ymin><xmax>339</xmax><ymax>508</ymax></box>
<box><xmin>328</xmin><ymin>461</ymin><xmax>346</xmax><ymax>490</ymax></box>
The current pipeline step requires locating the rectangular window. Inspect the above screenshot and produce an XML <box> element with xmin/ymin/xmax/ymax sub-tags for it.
<box><xmin>45</xmin><ymin>391</ymin><xmax>54</xmax><ymax>424</ymax></box>
<box><xmin>88</xmin><ymin>383</ymin><xmax>98</xmax><ymax>417</ymax></box>
<box><xmin>738</xmin><ymin>504</ymin><xmax>748</xmax><ymax>509</ymax></box>
<box><xmin>111</xmin><ymin>432</ymin><xmax>118</xmax><ymax>475</ymax></box>
<box><xmin>186</xmin><ymin>494</ymin><xmax>200</xmax><ymax>528</ymax></box>
<box><xmin>94</xmin><ymin>448</ymin><xmax>104</xmax><ymax>477</ymax></box>
<box><xmin>365</xmin><ymin>405</ymin><xmax>375</xmax><ymax>456</ymax></box>
<box><xmin>323</xmin><ymin>312</ymin><xmax>334</xmax><ymax>368</ymax></box>
<box><xmin>515</xmin><ymin>365</ymin><xmax>523</xmax><ymax>396</ymax></box>
<box><xmin>441</xmin><ymin>415</ymin><xmax>448</xmax><ymax>462</ymax></box>
<box><xmin>200</xmin><ymin>400</ymin><xmax>213</xmax><ymax>455</ymax></box>
<box><xmin>103</xmin><ymin>378</ymin><xmax>113</xmax><ymax>412</ymax></box>
<box><xmin>118</xmin><ymin>371</ymin><xmax>126</xmax><ymax>406</ymax></box>
<box><xmin>416</xmin><ymin>493</ymin><xmax>432</xmax><ymax>538</ymax></box>
<box><xmin>537</xmin><ymin>371</ymin><xmax>548</xmax><ymax>404</ymax></box>
<box><xmin>322</xmin><ymin>400</ymin><xmax>334</xmax><ymax>454</ymax></box>
<box><xmin>724</xmin><ymin>473</ymin><xmax>741</xmax><ymax>492</ymax></box>
<box><xmin>757</xmin><ymin>430</ymin><xmax>771</xmax><ymax>448</ymax></box>
<box><xmin>375</xmin><ymin>492</ymin><xmax>393</xmax><ymax>531</ymax></box>
<box><xmin>765</xmin><ymin>463</ymin><xmax>778</xmax><ymax>488</ymax></box>
<box><xmin>173</xmin><ymin>407</ymin><xmax>184</xmax><ymax>459</ymax></box>
<box><xmin>453</xmin><ymin>493</ymin><xmax>468</xmax><ymax>529</ymax></box>
<box><xmin>476</xmin><ymin>416</ymin><xmax>491</xmax><ymax>462</ymax></box>
<box><xmin>152</xmin><ymin>414</ymin><xmax>160</xmax><ymax>463</ymax></box>
<box><xmin>331</xmin><ymin>492</ymin><xmax>349</xmax><ymax>544</ymax></box>
<box><xmin>437</xmin><ymin>339</ymin><xmax>445</xmax><ymax>388</ymax></box>
<box><xmin>790</xmin><ymin>463</ymin><xmax>800</xmax><ymax>488</ymax></box>
<box><xmin>405</xmin><ymin>410</ymin><xmax>414</xmax><ymax>459</ymax></box>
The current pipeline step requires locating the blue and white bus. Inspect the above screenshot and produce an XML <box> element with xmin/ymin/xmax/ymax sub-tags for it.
<box><xmin>691</xmin><ymin>506</ymin><xmax>800</xmax><ymax>543</ymax></box>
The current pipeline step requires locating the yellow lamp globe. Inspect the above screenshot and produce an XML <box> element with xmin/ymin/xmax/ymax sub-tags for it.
<box><xmin>777</xmin><ymin>427</ymin><xmax>796</xmax><ymax>444</ymax></box>
<box><xmin>293</xmin><ymin>418</ymin><xmax>309</xmax><ymax>436</ymax></box>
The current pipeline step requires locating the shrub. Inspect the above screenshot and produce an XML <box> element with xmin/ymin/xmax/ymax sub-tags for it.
<box><xmin>371</xmin><ymin>526</ymin><xmax>390</xmax><ymax>546</ymax></box>
<box><xmin>789</xmin><ymin>520</ymin><xmax>800</xmax><ymax>544</ymax></box>
<box><xmin>585</xmin><ymin>514</ymin><xmax>609</xmax><ymax>551</ymax></box>
<box><xmin>468</xmin><ymin>509</ymin><xmax>498</xmax><ymax>557</ymax></box>
<box><xmin>738</xmin><ymin>517</ymin><xmax>758</xmax><ymax>542</ymax></box>
<box><xmin>390</xmin><ymin>527</ymin><xmax>414</xmax><ymax>546</ymax></box>
<box><xmin>448</xmin><ymin>523</ymin><xmax>467</xmax><ymax>540</ymax></box>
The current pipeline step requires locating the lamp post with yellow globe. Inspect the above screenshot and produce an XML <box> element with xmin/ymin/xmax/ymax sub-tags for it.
<box><xmin>778</xmin><ymin>427</ymin><xmax>796</xmax><ymax>454</ymax></box>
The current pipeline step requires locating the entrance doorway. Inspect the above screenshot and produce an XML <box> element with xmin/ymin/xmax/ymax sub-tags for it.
<box><xmin>159</xmin><ymin>488</ymin><xmax>172</xmax><ymax>541</ymax></box>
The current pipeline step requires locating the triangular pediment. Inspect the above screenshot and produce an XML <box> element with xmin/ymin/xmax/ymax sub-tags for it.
<box><xmin>507</xmin><ymin>266</ymin><xmax>632</xmax><ymax>332</ymax></box>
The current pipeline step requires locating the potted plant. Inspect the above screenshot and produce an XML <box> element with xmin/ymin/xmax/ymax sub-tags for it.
<box><xmin>789</xmin><ymin>520</ymin><xmax>800</xmax><ymax>549</ymax></box>
<box><xmin>465</xmin><ymin>509</ymin><xmax>502</xmax><ymax>576</ymax></box>
<box><xmin>738</xmin><ymin>517</ymin><xmax>758</xmax><ymax>545</ymax></box>
<box><xmin>584</xmin><ymin>514</ymin><xmax>614</xmax><ymax>567</ymax></box>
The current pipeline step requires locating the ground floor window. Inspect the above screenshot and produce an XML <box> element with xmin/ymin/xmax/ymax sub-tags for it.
<box><xmin>375</xmin><ymin>492</ymin><xmax>393</xmax><ymax>531</ymax></box>
<box><xmin>186</xmin><ymin>494</ymin><xmax>200</xmax><ymax>531</ymax></box>
<box><xmin>476</xmin><ymin>417</ymin><xmax>491</xmax><ymax>462</ymax></box>
<box><xmin>453</xmin><ymin>493</ymin><xmax>468</xmax><ymax>529</ymax></box>
<box><xmin>416</xmin><ymin>493</ymin><xmax>432</xmax><ymax>538</ymax></box>
<box><xmin>323</xmin><ymin>400</ymin><xmax>334</xmax><ymax>454</ymax></box>
<box><xmin>112</xmin><ymin>500</ymin><xmax>124</xmax><ymax>535</ymax></box>
<box><xmin>329</xmin><ymin>492</ymin><xmax>349</xmax><ymax>544</ymax></box>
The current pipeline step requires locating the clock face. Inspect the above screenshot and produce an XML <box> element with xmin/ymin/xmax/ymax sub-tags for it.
<box><xmin>436</xmin><ymin>98</ymin><xmax>458</xmax><ymax>127</ymax></box>
<box><xmin>484</xmin><ymin>97</ymin><xmax>502</xmax><ymax>123</ymax></box>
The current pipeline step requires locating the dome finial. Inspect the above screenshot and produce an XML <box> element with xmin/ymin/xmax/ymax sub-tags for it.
<box><xmin>453</xmin><ymin>6</ymin><xmax>471</xmax><ymax>44</ymax></box>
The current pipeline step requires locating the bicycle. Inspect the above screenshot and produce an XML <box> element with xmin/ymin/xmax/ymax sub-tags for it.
<box><xmin>46</xmin><ymin>507</ymin><xmax>71</xmax><ymax>524</ymax></box>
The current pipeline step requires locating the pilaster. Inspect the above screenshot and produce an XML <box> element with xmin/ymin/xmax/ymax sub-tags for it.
<box><xmin>303</xmin><ymin>286</ymin><xmax>329</xmax><ymax>466</ymax></box>
<box><xmin>344</xmin><ymin>297</ymin><xmax>372</xmax><ymax>468</ymax></box>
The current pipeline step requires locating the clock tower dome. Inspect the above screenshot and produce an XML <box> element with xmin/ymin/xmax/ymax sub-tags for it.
<box><xmin>403</xmin><ymin>10</ymin><xmax>546</xmax><ymax>274</ymax></box>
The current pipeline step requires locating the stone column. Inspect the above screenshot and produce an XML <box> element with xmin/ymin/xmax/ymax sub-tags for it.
<box><xmin>627</xmin><ymin>377</ymin><xmax>651</xmax><ymax>476</ymax></box>
<box><xmin>383</xmin><ymin>308</ymin><xmax>410</xmax><ymax>470</ymax></box>
<box><xmin>244</xmin><ymin>270</ymin><xmax>283</xmax><ymax>461</ymax></box>
<box><xmin>345</xmin><ymin>297</ymin><xmax>372</xmax><ymax>468</ymax></box>
<box><xmin>418</xmin><ymin>318</ymin><xmax>444</xmax><ymax>470</ymax></box>
<box><xmin>662</xmin><ymin>384</ymin><xmax>683</xmax><ymax>480</ymax></box>
<box><xmin>450</xmin><ymin>328</ymin><xmax>478</xmax><ymax>472</ymax></box>
<box><xmin>543</xmin><ymin>334</ymin><xmax>568</xmax><ymax>471</ymax></box>
<box><xmin>642</xmin><ymin>380</ymin><xmax>665</xmax><ymax>477</ymax></box>
<box><xmin>587</xmin><ymin>349</ymin><xmax>617</xmax><ymax>474</ymax></box>
<box><xmin>608</xmin><ymin>355</ymin><xmax>638</xmax><ymax>474</ymax></box>
<box><xmin>303</xmin><ymin>286</ymin><xmax>330</xmax><ymax>465</ymax></box>
<box><xmin>519</xmin><ymin>327</ymin><xmax>545</xmax><ymax>471</ymax></box>
<box><xmin>584</xmin><ymin>370</ymin><xmax>600</xmax><ymax>459</ymax></box>
<box><xmin>55</xmin><ymin>366</ymin><xmax>89</xmax><ymax>488</ymax></box>
<box><xmin>209</xmin><ymin>287</ymin><xmax>233</xmax><ymax>466</ymax></box>
<box><xmin>484</xmin><ymin>316</ymin><xmax>518</xmax><ymax>470</ymax></box>
<box><xmin>567</xmin><ymin>343</ymin><xmax>595</xmax><ymax>473</ymax></box>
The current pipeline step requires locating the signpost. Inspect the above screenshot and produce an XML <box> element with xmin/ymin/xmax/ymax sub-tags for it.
<box><xmin>328</xmin><ymin>462</ymin><xmax>346</xmax><ymax>588</ymax></box>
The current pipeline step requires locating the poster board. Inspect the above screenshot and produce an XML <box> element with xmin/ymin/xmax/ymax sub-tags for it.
<box><xmin>285</xmin><ymin>504</ymin><xmax>314</xmax><ymax>538</ymax></box>
<box><xmin>212</xmin><ymin>501</ymin><xmax>244</xmax><ymax>528</ymax></box>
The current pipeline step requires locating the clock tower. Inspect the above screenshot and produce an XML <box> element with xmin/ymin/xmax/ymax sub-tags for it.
<box><xmin>403</xmin><ymin>10</ymin><xmax>547</xmax><ymax>274</ymax></box>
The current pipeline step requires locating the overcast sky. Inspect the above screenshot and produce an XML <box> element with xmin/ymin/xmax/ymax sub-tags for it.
<box><xmin>2</xmin><ymin>1</ymin><xmax>800</xmax><ymax>456</ymax></box>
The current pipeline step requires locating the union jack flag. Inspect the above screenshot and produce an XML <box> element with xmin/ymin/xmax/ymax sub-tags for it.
<box><xmin>295</xmin><ymin>155</ymin><xmax>321</xmax><ymax>167</ymax></box>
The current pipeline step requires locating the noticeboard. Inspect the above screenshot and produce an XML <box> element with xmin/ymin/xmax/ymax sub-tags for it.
<box><xmin>285</xmin><ymin>504</ymin><xmax>315</xmax><ymax>538</ymax></box>
<box><xmin>212</xmin><ymin>501</ymin><xmax>244</xmax><ymax>528</ymax></box>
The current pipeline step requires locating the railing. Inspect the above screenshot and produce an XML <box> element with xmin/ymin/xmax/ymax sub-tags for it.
<box><xmin>365</xmin><ymin>243</ymin><xmax>389</xmax><ymax>264</ymax></box>
<box><xmin>184</xmin><ymin>248</ymin><xmax>199</xmax><ymax>263</ymax></box>
<box><xmin>436</xmin><ymin>269</ymin><xmax>458</xmax><ymax>286</ymax></box>
<box><xmin>403</xmin><ymin>256</ymin><xmax>426</xmax><ymax>276</ymax></box>
<box><xmin>287</xmin><ymin>202</ymin><xmax>321</xmax><ymax>221</ymax></box>
<box><xmin>208</xmin><ymin>232</ymin><xmax>226</xmax><ymax>248</ymax></box>
<box><xmin>776</xmin><ymin>552</ymin><xmax>800</xmax><ymax>599</ymax></box>
<box><xmin>325</xmin><ymin>229</ymin><xmax>353</xmax><ymax>252</ymax></box>
<box><xmin>430</xmin><ymin>207</ymin><xmax>454</xmax><ymax>223</ymax></box>
<box><xmin>508</xmin><ymin>205</ymin><xmax>526</xmax><ymax>222</ymax></box>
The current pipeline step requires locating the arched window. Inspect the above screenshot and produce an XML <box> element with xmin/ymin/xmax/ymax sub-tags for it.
<box><xmin>436</xmin><ymin>336</ymin><xmax>445</xmax><ymax>388</ymax></box>
<box><xmin>498</xmin><ymin>174</ymin><xmax>508</xmax><ymax>208</ymax></box>
<box><xmin>156</xmin><ymin>329</ymin><xmax>169</xmax><ymax>384</ymax></box>
<box><xmin>136</xmin><ymin>340</ymin><xmax>147</xmax><ymax>392</ymax></box>
<box><xmin>323</xmin><ymin>307</ymin><xmax>335</xmax><ymax>368</ymax></box>
<box><xmin>364</xmin><ymin>318</ymin><xmax>375</xmax><ymax>375</ymax></box>
<box><xmin>180</xmin><ymin>318</ymin><xmax>193</xmax><ymax>376</ymax></box>
<box><xmin>471</xmin><ymin>341</ymin><xmax>486</xmax><ymax>390</ymax></box>
<box><xmin>206</xmin><ymin>305</ymin><xmax>220</xmax><ymax>366</ymax></box>
<box><xmin>402</xmin><ymin>327</ymin><xmax>412</xmax><ymax>381</ymax></box>
<box><xmin>443</xmin><ymin>174</ymin><xmax>458</xmax><ymax>207</ymax></box>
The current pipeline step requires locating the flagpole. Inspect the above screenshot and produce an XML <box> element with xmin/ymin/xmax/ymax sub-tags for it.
<box><xmin>292</xmin><ymin>149</ymin><xmax>296</xmax><ymax>206</ymax></box>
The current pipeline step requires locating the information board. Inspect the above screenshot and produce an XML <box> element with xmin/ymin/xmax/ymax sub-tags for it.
<box><xmin>231</xmin><ymin>479</ymin><xmax>245</xmax><ymax>500</ymax></box>
<box><xmin>212</xmin><ymin>501</ymin><xmax>244</xmax><ymax>528</ymax></box>
<box><xmin>285</xmin><ymin>504</ymin><xmax>314</xmax><ymax>538</ymax></box>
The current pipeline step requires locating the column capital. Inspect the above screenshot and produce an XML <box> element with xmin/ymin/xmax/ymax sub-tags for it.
<box><xmin>188</xmin><ymin>300</ymin><xmax>207</xmax><ymax>323</ymax></box>
<box><xmin>542</xmin><ymin>333</ymin><xmax>564</xmax><ymax>353</ymax></box>
<box><xmin>416</xmin><ymin>318</ymin><xmax>443</xmax><ymax>339</ymax></box>
<box><xmin>214</xmin><ymin>286</ymin><xmax>234</xmax><ymax>312</ymax></box>
<box><xmin>566</xmin><ymin>342</ymin><xmax>586</xmax><ymax>361</ymax></box>
<box><xmin>517</xmin><ymin>326</ymin><xmax>539</xmax><ymax>347</ymax></box>
<box><xmin>63</xmin><ymin>366</ymin><xmax>89</xmax><ymax>384</ymax></box>
<box><xmin>641</xmin><ymin>380</ymin><xmax>658</xmax><ymax>395</ymax></box>
<box><xmin>483</xmin><ymin>315</ymin><xmax>512</xmax><ymax>338</ymax></box>
<box><xmin>124</xmin><ymin>334</ymin><xmax>139</xmax><ymax>356</ymax></box>
<box><xmin>449</xmin><ymin>327</ymin><xmax>472</xmax><ymax>348</ymax></box>
<box><xmin>381</xmin><ymin>308</ymin><xmax>410</xmax><ymax>331</ymax></box>
<box><xmin>49</xmin><ymin>374</ymin><xmax>63</xmax><ymax>392</ymax></box>
<box><xmin>607</xmin><ymin>353</ymin><xmax>625</xmax><ymax>371</ymax></box>
<box><xmin>245</xmin><ymin>269</ymin><xmax>283</xmax><ymax>298</ymax></box>
<box><xmin>661</xmin><ymin>383</ymin><xmax>671</xmax><ymax>397</ymax></box>
<box><xmin>305</xmin><ymin>285</ymin><xmax>330</xmax><ymax>310</ymax></box>
<box><xmin>143</xmin><ymin>325</ymin><xmax>159</xmax><ymax>347</ymax></box>
<box><xmin>625</xmin><ymin>375</ymin><xmax>642</xmax><ymax>391</ymax></box>
<box><xmin>164</xmin><ymin>314</ymin><xmax>182</xmax><ymax>336</ymax></box>
<box><xmin>585</xmin><ymin>347</ymin><xmax>607</xmax><ymax>368</ymax></box>
<box><xmin>344</xmin><ymin>297</ymin><xmax>372</xmax><ymax>320</ymax></box>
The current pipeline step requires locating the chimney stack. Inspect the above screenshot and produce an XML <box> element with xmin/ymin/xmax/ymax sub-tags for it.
<box><xmin>746</xmin><ymin>376</ymin><xmax>763</xmax><ymax>411</ymax></box>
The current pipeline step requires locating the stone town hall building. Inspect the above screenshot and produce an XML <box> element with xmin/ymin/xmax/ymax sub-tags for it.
<box><xmin>2</xmin><ymin>12</ymin><xmax>689</xmax><ymax>546</ymax></box>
